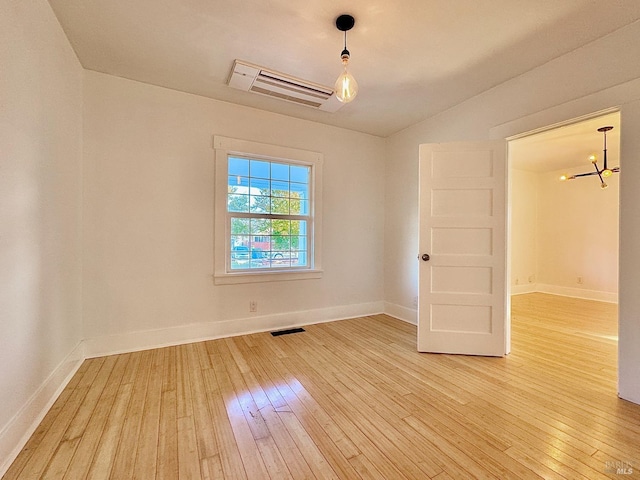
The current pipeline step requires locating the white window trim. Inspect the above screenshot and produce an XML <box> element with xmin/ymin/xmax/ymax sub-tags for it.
<box><xmin>213</xmin><ymin>135</ymin><xmax>323</xmax><ymax>285</ymax></box>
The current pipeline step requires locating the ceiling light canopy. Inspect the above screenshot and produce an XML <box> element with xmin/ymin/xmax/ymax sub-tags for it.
<box><xmin>560</xmin><ymin>126</ymin><xmax>619</xmax><ymax>189</ymax></box>
<box><xmin>334</xmin><ymin>14</ymin><xmax>358</xmax><ymax>103</ymax></box>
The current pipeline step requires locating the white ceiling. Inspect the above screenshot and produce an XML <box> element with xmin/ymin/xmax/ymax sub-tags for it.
<box><xmin>510</xmin><ymin>111</ymin><xmax>621</xmax><ymax>172</ymax></box>
<box><xmin>47</xmin><ymin>0</ymin><xmax>640</xmax><ymax>138</ymax></box>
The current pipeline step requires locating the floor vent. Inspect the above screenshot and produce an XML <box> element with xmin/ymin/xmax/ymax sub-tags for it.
<box><xmin>227</xmin><ymin>60</ymin><xmax>343</xmax><ymax>113</ymax></box>
<box><xmin>271</xmin><ymin>327</ymin><xmax>306</xmax><ymax>337</ymax></box>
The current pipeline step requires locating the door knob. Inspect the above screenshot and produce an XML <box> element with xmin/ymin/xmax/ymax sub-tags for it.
<box><xmin>421</xmin><ymin>253</ymin><xmax>430</xmax><ymax>261</ymax></box>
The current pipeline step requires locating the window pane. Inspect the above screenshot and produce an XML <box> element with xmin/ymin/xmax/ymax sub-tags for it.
<box><xmin>229</xmin><ymin>157</ymin><xmax>249</xmax><ymax>177</ymax></box>
<box><xmin>231</xmin><ymin>235</ymin><xmax>249</xmax><ymax>246</ymax></box>
<box><xmin>271</xmin><ymin>180</ymin><xmax>289</xmax><ymax>197</ymax></box>
<box><xmin>271</xmin><ymin>234</ymin><xmax>290</xmax><ymax>251</ymax></box>
<box><xmin>250</xmin><ymin>177</ymin><xmax>270</xmax><ymax>195</ymax></box>
<box><xmin>272</xmin><ymin>219</ymin><xmax>290</xmax><ymax>235</ymax></box>
<box><xmin>271</xmin><ymin>258</ymin><xmax>291</xmax><ymax>268</ymax></box>
<box><xmin>290</xmin><ymin>198</ymin><xmax>306</xmax><ymax>215</ymax></box>
<box><xmin>295</xmin><ymin>199</ymin><xmax>309</xmax><ymax>215</ymax></box>
<box><xmin>290</xmin><ymin>165</ymin><xmax>309</xmax><ymax>183</ymax></box>
<box><xmin>250</xmin><ymin>218</ymin><xmax>270</xmax><ymax>235</ymax></box>
<box><xmin>295</xmin><ymin>252</ymin><xmax>308</xmax><ymax>267</ymax></box>
<box><xmin>250</xmin><ymin>196</ymin><xmax>270</xmax><ymax>213</ymax></box>
<box><xmin>290</xmin><ymin>182</ymin><xmax>308</xmax><ymax>200</ymax></box>
<box><xmin>290</xmin><ymin>220</ymin><xmax>305</xmax><ymax>236</ymax></box>
<box><xmin>228</xmin><ymin>194</ymin><xmax>249</xmax><ymax>212</ymax></box>
<box><xmin>294</xmin><ymin>235</ymin><xmax>307</xmax><ymax>250</ymax></box>
<box><xmin>231</xmin><ymin>218</ymin><xmax>250</xmax><ymax>234</ymax></box>
<box><xmin>250</xmin><ymin>160</ymin><xmax>270</xmax><ymax>179</ymax></box>
<box><xmin>271</xmin><ymin>198</ymin><xmax>290</xmax><ymax>215</ymax></box>
<box><xmin>271</xmin><ymin>163</ymin><xmax>289</xmax><ymax>181</ymax></box>
<box><xmin>228</xmin><ymin>175</ymin><xmax>249</xmax><ymax>190</ymax></box>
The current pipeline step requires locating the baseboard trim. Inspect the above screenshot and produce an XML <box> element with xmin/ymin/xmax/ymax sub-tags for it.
<box><xmin>84</xmin><ymin>301</ymin><xmax>385</xmax><ymax>358</ymax></box>
<box><xmin>510</xmin><ymin>284</ymin><xmax>538</xmax><ymax>296</ymax></box>
<box><xmin>535</xmin><ymin>284</ymin><xmax>618</xmax><ymax>304</ymax></box>
<box><xmin>0</xmin><ymin>341</ymin><xmax>85</xmax><ymax>478</ymax></box>
<box><xmin>384</xmin><ymin>301</ymin><xmax>417</xmax><ymax>325</ymax></box>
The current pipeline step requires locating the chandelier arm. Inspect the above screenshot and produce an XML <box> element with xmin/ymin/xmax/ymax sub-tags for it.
<box><xmin>593</xmin><ymin>162</ymin><xmax>607</xmax><ymax>185</ymax></box>
<box><xmin>572</xmin><ymin>171</ymin><xmax>599</xmax><ymax>178</ymax></box>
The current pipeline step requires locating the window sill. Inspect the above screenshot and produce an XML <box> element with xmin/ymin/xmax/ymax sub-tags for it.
<box><xmin>214</xmin><ymin>269</ymin><xmax>323</xmax><ymax>285</ymax></box>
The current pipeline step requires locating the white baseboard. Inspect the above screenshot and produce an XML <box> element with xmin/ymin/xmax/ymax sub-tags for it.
<box><xmin>84</xmin><ymin>301</ymin><xmax>385</xmax><ymax>358</ymax></box>
<box><xmin>0</xmin><ymin>342</ymin><xmax>85</xmax><ymax>478</ymax></box>
<box><xmin>384</xmin><ymin>301</ymin><xmax>417</xmax><ymax>325</ymax></box>
<box><xmin>535</xmin><ymin>283</ymin><xmax>618</xmax><ymax>303</ymax></box>
<box><xmin>510</xmin><ymin>284</ymin><xmax>538</xmax><ymax>296</ymax></box>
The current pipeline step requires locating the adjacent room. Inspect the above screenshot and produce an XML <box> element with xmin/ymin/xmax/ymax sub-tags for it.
<box><xmin>3</xmin><ymin>1</ymin><xmax>640</xmax><ymax>478</ymax></box>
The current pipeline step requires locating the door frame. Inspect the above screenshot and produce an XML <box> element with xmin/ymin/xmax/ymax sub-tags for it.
<box><xmin>498</xmin><ymin>106</ymin><xmax>621</xmax><ymax>360</ymax></box>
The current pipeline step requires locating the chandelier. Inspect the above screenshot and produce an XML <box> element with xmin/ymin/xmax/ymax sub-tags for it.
<box><xmin>560</xmin><ymin>126</ymin><xmax>619</xmax><ymax>189</ymax></box>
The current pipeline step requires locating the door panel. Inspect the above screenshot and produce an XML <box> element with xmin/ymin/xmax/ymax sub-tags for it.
<box><xmin>418</xmin><ymin>141</ymin><xmax>507</xmax><ymax>356</ymax></box>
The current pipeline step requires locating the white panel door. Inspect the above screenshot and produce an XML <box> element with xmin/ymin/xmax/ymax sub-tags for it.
<box><xmin>418</xmin><ymin>141</ymin><xmax>508</xmax><ymax>356</ymax></box>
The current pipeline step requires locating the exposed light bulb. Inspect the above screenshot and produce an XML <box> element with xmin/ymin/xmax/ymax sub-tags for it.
<box><xmin>335</xmin><ymin>56</ymin><xmax>358</xmax><ymax>103</ymax></box>
<box><xmin>589</xmin><ymin>154</ymin><xmax>597</xmax><ymax>164</ymax></box>
<box><xmin>600</xmin><ymin>182</ymin><xmax>608</xmax><ymax>189</ymax></box>
<box><xmin>602</xmin><ymin>169</ymin><xmax>613</xmax><ymax>178</ymax></box>
<box><xmin>559</xmin><ymin>174</ymin><xmax>568</xmax><ymax>181</ymax></box>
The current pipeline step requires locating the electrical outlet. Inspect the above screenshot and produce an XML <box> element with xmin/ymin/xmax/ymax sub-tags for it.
<box><xmin>515</xmin><ymin>278</ymin><xmax>519</xmax><ymax>285</ymax></box>
<box><xmin>412</xmin><ymin>296</ymin><xmax>418</xmax><ymax>307</ymax></box>
<box><xmin>249</xmin><ymin>300</ymin><xmax>257</xmax><ymax>312</ymax></box>
<box><xmin>577</xmin><ymin>276</ymin><xmax>583</xmax><ymax>285</ymax></box>
<box><xmin>528</xmin><ymin>275</ymin><xmax>535</xmax><ymax>283</ymax></box>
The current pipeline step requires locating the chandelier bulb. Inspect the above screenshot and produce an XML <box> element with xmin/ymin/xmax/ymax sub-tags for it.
<box><xmin>335</xmin><ymin>60</ymin><xmax>358</xmax><ymax>103</ymax></box>
<box><xmin>602</xmin><ymin>169</ymin><xmax>613</xmax><ymax>178</ymax></box>
<box><xmin>600</xmin><ymin>182</ymin><xmax>608</xmax><ymax>189</ymax></box>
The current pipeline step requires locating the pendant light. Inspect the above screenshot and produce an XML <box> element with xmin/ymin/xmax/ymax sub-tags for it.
<box><xmin>334</xmin><ymin>14</ymin><xmax>358</xmax><ymax>103</ymax></box>
<box><xmin>560</xmin><ymin>126</ymin><xmax>619</xmax><ymax>189</ymax></box>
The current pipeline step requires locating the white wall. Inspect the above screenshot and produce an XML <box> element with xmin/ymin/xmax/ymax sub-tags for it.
<box><xmin>0</xmin><ymin>0</ymin><xmax>84</xmax><ymax>470</ymax></box>
<box><xmin>509</xmin><ymin>169</ymin><xmax>538</xmax><ymax>294</ymax></box>
<box><xmin>385</xmin><ymin>21</ymin><xmax>640</xmax><ymax>402</ymax></box>
<box><xmin>537</xmin><ymin>166</ymin><xmax>619</xmax><ymax>301</ymax></box>
<box><xmin>82</xmin><ymin>71</ymin><xmax>386</xmax><ymax>354</ymax></box>
<box><xmin>510</xmin><ymin>166</ymin><xmax>619</xmax><ymax>302</ymax></box>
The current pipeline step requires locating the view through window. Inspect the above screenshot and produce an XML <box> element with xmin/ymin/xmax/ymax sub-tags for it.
<box><xmin>227</xmin><ymin>156</ymin><xmax>311</xmax><ymax>271</ymax></box>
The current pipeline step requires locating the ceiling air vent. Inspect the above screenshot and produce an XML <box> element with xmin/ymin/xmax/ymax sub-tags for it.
<box><xmin>227</xmin><ymin>60</ymin><xmax>343</xmax><ymax>113</ymax></box>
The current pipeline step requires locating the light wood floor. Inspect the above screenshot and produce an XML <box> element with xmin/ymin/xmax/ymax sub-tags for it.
<box><xmin>4</xmin><ymin>293</ymin><xmax>640</xmax><ymax>479</ymax></box>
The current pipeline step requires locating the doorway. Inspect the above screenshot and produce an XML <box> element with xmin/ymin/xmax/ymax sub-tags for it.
<box><xmin>507</xmin><ymin>111</ymin><xmax>620</xmax><ymax>347</ymax></box>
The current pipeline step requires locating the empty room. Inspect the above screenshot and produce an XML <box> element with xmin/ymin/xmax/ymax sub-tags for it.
<box><xmin>2</xmin><ymin>1</ymin><xmax>640</xmax><ymax>478</ymax></box>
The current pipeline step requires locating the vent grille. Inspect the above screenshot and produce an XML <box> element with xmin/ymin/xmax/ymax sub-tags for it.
<box><xmin>271</xmin><ymin>327</ymin><xmax>306</xmax><ymax>337</ymax></box>
<box><xmin>227</xmin><ymin>60</ymin><xmax>343</xmax><ymax>113</ymax></box>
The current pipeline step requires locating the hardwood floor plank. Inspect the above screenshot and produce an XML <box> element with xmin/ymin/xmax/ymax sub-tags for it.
<box><xmin>109</xmin><ymin>349</ymin><xmax>153</xmax><ymax>478</ymax></box>
<box><xmin>200</xmin><ymin>366</ymin><xmax>247</xmax><ymax>480</ymax></box>
<box><xmin>208</xmin><ymin>341</ymin><xmax>267</xmax><ymax>479</ymax></box>
<box><xmin>176</xmin><ymin>415</ymin><xmax>202</xmax><ymax>479</ymax></box>
<box><xmin>185</xmin><ymin>344</ymin><xmax>218</xmax><ymax>460</ymax></box>
<box><xmin>132</xmin><ymin>348</ymin><xmax>164</xmax><ymax>479</ymax></box>
<box><xmin>5</xmin><ymin>293</ymin><xmax>640</xmax><ymax>480</ymax></box>
<box><xmin>62</xmin><ymin>354</ymin><xmax>131</xmax><ymax>480</ymax></box>
<box><xmin>8</xmin><ymin>358</ymin><xmax>105</xmax><ymax>479</ymax></box>
<box><xmin>86</xmin><ymin>383</ymin><xmax>133</xmax><ymax>479</ymax></box>
<box><xmin>240</xmin><ymin>338</ymin><xmax>362</xmax><ymax>479</ymax></box>
<box><xmin>156</xmin><ymin>347</ymin><xmax>178</xmax><ymax>480</ymax></box>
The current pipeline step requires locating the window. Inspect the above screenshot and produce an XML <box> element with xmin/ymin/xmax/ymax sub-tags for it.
<box><xmin>214</xmin><ymin>136</ymin><xmax>323</xmax><ymax>284</ymax></box>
